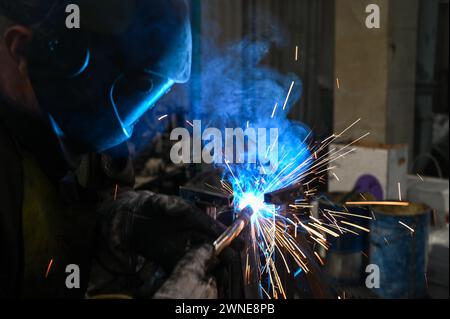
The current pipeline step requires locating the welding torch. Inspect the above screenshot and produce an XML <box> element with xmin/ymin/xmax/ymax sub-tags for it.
<box><xmin>181</xmin><ymin>182</ymin><xmax>304</xmax><ymax>256</ymax></box>
<box><xmin>212</xmin><ymin>182</ymin><xmax>305</xmax><ymax>255</ymax></box>
<box><xmin>180</xmin><ymin>186</ymin><xmax>253</xmax><ymax>256</ymax></box>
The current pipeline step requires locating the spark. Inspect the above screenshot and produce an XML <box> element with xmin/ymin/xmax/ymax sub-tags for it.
<box><xmin>45</xmin><ymin>258</ymin><xmax>54</xmax><ymax>278</ymax></box>
<box><xmin>299</xmin><ymin>221</ymin><xmax>326</xmax><ymax>240</ymax></box>
<box><xmin>290</xmin><ymin>204</ymin><xmax>314</xmax><ymax>209</ymax></box>
<box><xmin>337</xmin><ymin>118</ymin><xmax>361</xmax><ymax>137</ymax></box>
<box><xmin>335</xmin><ymin>225</ymin><xmax>359</xmax><ymax>236</ymax></box>
<box><xmin>314</xmin><ymin>251</ymin><xmax>325</xmax><ymax>266</ymax></box>
<box><xmin>271</xmin><ymin>103</ymin><xmax>278</xmax><ymax>119</ymax></box>
<box><xmin>220</xmin><ymin>180</ymin><xmax>234</xmax><ymax>195</ymax></box>
<box><xmin>309</xmin><ymin>216</ymin><xmax>322</xmax><ymax>225</ymax></box>
<box><xmin>157</xmin><ymin>114</ymin><xmax>168</xmax><ymax>121</ymax></box>
<box><xmin>225</xmin><ymin>160</ymin><xmax>244</xmax><ymax>194</ymax></box>
<box><xmin>324</xmin><ymin>211</ymin><xmax>344</xmax><ymax>234</ymax></box>
<box><xmin>345</xmin><ymin>201</ymin><xmax>410</xmax><ymax>207</ymax></box>
<box><xmin>417</xmin><ymin>173</ymin><xmax>424</xmax><ymax>182</ymax></box>
<box><xmin>336</xmin><ymin>77</ymin><xmax>340</xmax><ymax>89</ymax></box>
<box><xmin>218</xmin><ymin>118</ymin><xmax>370</xmax><ymax>299</ymax></box>
<box><xmin>245</xmin><ymin>253</ymin><xmax>250</xmax><ymax>284</ymax></box>
<box><xmin>265</xmin><ymin>134</ymin><xmax>279</xmax><ymax>160</ymax></box>
<box><xmin>186</xmin><ymin>120</ymin><xmax>194</xmax><ymax>127</ymax></box>
<box><xmin>340</xmin><ymin>220</ymin><xmax>371</xmax><ymax>233</ymax></box>
<box><xmin>398</xmin><ymin>182</ymin><xmax>402</xmax><ymax>201</ymax></box>
<box><xmin>260</xmin><ymin>285</ymin><xmax>272</xmax><ymax>299</ymax></box>
<box><xmin>311</xmin><ymin>236</ymin><xmax>329</xmax><ymax>250</ymax></box>
<box><xmin>295</xmin><ymin>46</ymin><xmax>299</xmax><ymax>61</ymax></box>
<box><xmin>282</xmin><ymin>81</ymin><xmax>295</xmax><ymax>110</ymax></box>
<box><xmin>332</xmin><ymin>172</ymin><xmax>340</xmax><ymax>181</ymax></box>
<box><xmin>399</xmin><ymin>221</ymin><xmax>415</xmax><ymax>233</ymax></box>
<box><xmin>316</xmin><ymin>166</ymin><xmax>337</xmax><ymax>175</ymax></box>
<box><xmin>310</xmin><ymin>223</ymin><xmax>340</xmax><ymax>237</ymax></box>
<box><xmin>324</xmin><ymin>209</ymin><xmax>373</xmax><ymax>220</ymax></box>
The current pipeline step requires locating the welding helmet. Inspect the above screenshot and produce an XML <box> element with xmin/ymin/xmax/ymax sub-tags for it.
<box><xmin>0</xmin><ymin>0</ymin><xmax>191</xmax><ymax>152</ymax></box>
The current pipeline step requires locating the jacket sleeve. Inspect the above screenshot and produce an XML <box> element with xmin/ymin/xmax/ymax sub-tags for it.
<box><xmin>153</xmin><ymin>244</ymin><xmax>218</xmax><ymax>299</ymax></box>
<box><xmin>0</xmin><ymin>124</ymin><xmax>24</xmax><ymax>298</ymax></box>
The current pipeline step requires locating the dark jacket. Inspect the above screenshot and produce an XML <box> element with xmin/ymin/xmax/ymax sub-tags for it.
<box><xmin>0</xmin><ymin>98</ymin><xmax>83</xmax><ymax>298</ymax></box>
<box><xmin>0</xmin><ymin>105</ymin><xmax>23</xmax><ymax>298</ymax></box>
<box><xmin>0</xmin><ymin>97</ymin><xmax>140</xmax><ymax>298</ymax></box>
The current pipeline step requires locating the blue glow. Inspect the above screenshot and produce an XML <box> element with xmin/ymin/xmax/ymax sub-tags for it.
<box><xmin>238</xmin><ymin>193</ymin><xmax>265</xmax><ymax>212</ymax></box>
<box><xmin>226</xmin><ymin>137</ymin><xmax>312</xmax><ymax>220</ymax></box>
<box><xmin>294</xmin><ymin>267</ymin><xmax>303</xmax><ymax>278</ymax></box>
<box><xmin>48</xmin><ymin>114</ymin><xmax>65</xmax><ymax>138</ymax></box>
<box><xmin>109</xmin><ymin>80</ymin><xmax>132</xmax><ymax>138</ymax></box>
<box><xmin>182</xmin><ymin>36</ymin><xmax>312</xmax><ymax>214</ymax></box>
<box><xmin>172</xmin><ymin>31</ymin><xmax>314</xmax><ymax>297</ymax></box>
<box><xmin>122</xmin><ymin>79</ymin><xmax>174</xmax><ymax>129</ymax></box>
<box><xmin>69</xmin><ymin>48</ymin><xmax>91</xmax><ymax>79</ymax></box>
<box><xmin>110</xmin><ymin>75</ymin><xmax>174</xmax><ymax>139</ymax></box>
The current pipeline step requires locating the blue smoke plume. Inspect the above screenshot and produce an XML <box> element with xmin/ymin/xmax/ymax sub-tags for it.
<box><xmin>185</xmin><ymin>25</ymin><xmax>311</xmax><ymax>210</ymax></box>
<box><xmin>132</xmin><ymin>14</ymin><xmax>312</xmax><ymax>212</ymax></box>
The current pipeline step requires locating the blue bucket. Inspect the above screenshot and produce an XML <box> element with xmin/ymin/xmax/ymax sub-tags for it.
<box><xmin>370</xmin><ymin>204</ymin><xmax>430</xmax><ymax>298</ymax></box>
<box><xmin>319</xmin><ymin>195</ymin><xmax>371</xmax><ymax>285</ymax></box>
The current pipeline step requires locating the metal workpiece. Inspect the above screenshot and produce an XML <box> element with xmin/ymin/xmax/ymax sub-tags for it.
<box><xmin>264</xmin><ymin>183</ymin><xmax>304</xmax><ymax>206</ymax></box>
<box><xmin>179</xmin><ymin>186</ymin><xmax>234</xmax><ymax>208</ymax></box>
<box><xmin>213</xmin><ymin>207</ymin><xmax>253</xmax><ymax>256</ymax></box>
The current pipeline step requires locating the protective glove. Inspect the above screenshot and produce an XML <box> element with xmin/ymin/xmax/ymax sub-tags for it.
<box><xmin>98</xmin><ymin>190</ymin><xmax>226</xmax><ymax>272</ymax></box>
<box><xmin>153</xmin><ymin>244</ymin><xmax>218</xmax><ymax>299</ymax></box>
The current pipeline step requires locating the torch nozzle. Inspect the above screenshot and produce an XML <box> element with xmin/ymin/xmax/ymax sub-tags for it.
<box><xmin>213</xmin><ymin>207</ymin><xmax>253</xmax><ymax>256</ymax></box>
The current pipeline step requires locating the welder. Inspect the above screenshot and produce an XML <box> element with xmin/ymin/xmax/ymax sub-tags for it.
<box><xmin>0</xmin><ymin>0</ymin><xmax>242</xmax><ymax>298</ymax></box>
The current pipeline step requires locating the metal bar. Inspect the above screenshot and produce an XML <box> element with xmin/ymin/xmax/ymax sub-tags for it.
<box><xmin>213</xmin><ymin>208</ymin><xmax>252</xmax><ymax>255</ymax></box>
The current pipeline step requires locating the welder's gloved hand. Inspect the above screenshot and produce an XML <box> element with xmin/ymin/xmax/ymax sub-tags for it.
<box><xmin>153</xmin><ymin>244</ymin><xmax>218</xmax><ymax>299</ymax></box>
<box><xmin>99</xmin><ymin>190</ymin><xmax>225</xmax><ymax>272</ymax></box>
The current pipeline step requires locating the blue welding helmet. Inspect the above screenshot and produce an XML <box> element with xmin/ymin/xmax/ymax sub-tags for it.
<box><xmin>4</xmin><ymin>0</ymin><xmax>191</xmax><ymax>152</ymax></box>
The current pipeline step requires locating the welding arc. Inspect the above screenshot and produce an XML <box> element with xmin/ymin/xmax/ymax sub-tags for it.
<box><xmin>213</xmin><ymin>208</ymin><xmax>252</xmax><ymax>256</ymax></box>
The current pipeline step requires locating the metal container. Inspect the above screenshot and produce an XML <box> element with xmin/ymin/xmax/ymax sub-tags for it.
<box><xmin>370</xmin><ymin>203</ymin><xmax>430</xmax><ymax>298</ymax></box>
<box><xmin>320</xmin><ymin>194</ymin><xmax>371</xmax><ymax>286</ymax></box>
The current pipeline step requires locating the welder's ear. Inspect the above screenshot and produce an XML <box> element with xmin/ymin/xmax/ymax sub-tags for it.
<box><xmin>2</xmin><ymin>25</ymin><xmax>33</xmax><ymax>75</ymax></box>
